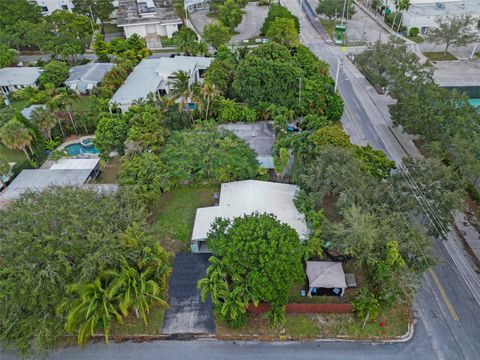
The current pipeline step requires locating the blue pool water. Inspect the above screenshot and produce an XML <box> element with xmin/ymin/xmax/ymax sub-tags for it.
<box><xmin>468</xmin><ymin>98</ymin><xmax>480</xmax><ymax>108</ymax></box>
<box><xmin>65</xmin><ymin>143</ymin><xmax>99</xmax><ymax>156</ymax></box>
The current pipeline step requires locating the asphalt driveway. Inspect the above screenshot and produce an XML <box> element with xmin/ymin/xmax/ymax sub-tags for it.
<box><xmin>162</xmin><ymin>253</ymin><xmax>215</xmax><ymax>335</ymax></box>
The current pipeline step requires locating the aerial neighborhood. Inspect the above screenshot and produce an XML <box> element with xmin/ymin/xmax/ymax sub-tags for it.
<box><xmin>1</xmin><ymin>0</ymin><xmax>480</xmax><ymax>359</ymax></box>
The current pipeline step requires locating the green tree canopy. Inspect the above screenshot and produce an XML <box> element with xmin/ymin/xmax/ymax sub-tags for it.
<box><xmin>0</xmin><ymin>45</ymin><xmax>17</xmax><ymax>68</ymax></box>
<box><xmin>261</xmin><ymin>4</ymin><xmax>300</xmax><ymax>35</ymax></box>
<box><xmin>426</xmin><ymin>15</ymin><xmax>479</xmax><ymax>55</ymax></box>
<box><xmin>217</xmin><ymin>0</ymin><xmax>243</xmax><ymax>30</ymax></box>
<box><xmin>202</xmin><ymin>22</ymin><xmax>232</xmax><ymax>49</ymax></box>
<box><xmin>39</xmin><ymin>60</ymin><xmax>70</xmax><ymax>86</ymax></box>
<box><xmin>72</xmin><ymin>0</ymin><xmax>114</xmax><ymax>26</ymax></box>
<box><xmin>198</xmin><ymin>213</ymin><xmax>304</xmax><ymax>325</ymax></box>
<box><xmin>316</xmin><ymin>0</ymin><xmax>355</xmax><ymax>20</ymax></box>
<box><xmin>266</xmin><ymin>17</ymin><xmax>299</xmax><ymax>47</ymax></box>
<box><xmin>94</xmin><ymin>116</ymin><xmax>129</xmax><ymax>159</ymax></box>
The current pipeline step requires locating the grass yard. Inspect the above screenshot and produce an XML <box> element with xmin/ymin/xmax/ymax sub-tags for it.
<box><xmin>103</xmin><ymin>23</ymin><xmax>122</xmax><ymax>34</ymax></box>
<box><xmin>160</xmin><ymin>36</ymin><xmax>175</xmax><ymax>47</ymax></box>
<box><xmin>97</xmin><ymin>156</ymin><xmax>121</xmax><ymax>183</ymax></box>
<box><xmin>216</xmin><ymin>304</ymin><xmax>411</xmax><ymax>340</ymax></box>
<box><xmin>0</xmin><ymin>144</ymin><xmax>26</xmax><ymax>163</ymax></box>
<box><xmin>147</xmin><ymin>185</ymin><xmax>219</xmax><ymax>253</ymax></box>
<box><xmin>423</xmin><ymin>52</ymin><xmax>457</xmax><ymax>61</ymax></box>
<box><xmin>72</xmin><ymin>96</ymin><xmax>95</xmax><ymax>112</ymax></box>
<box><xmin>110</xmin><ymin>304</ymin><xmax>166</xmax><ymax>336</ymax></box>
<box><xmin>319</xmin><ymin>19</ymin><xmax>335</xmax><ymax>40</ymax></box>
<box><xmin>408</xmin><ymin>35</ymin><xmax>424</xmax><ymax>43</ymax></box>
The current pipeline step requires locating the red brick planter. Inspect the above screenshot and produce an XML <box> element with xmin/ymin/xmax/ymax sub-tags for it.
<box><xmin>247</xmin><ymin>303</ymin><xmax>353</xmax><ymax>314</ymax></box>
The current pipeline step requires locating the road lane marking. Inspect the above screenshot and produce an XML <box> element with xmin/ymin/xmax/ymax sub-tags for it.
<box><xmin>429</xmin><ymin>268</ymin><xmax>459</xmax><ymax>321</ymax></box>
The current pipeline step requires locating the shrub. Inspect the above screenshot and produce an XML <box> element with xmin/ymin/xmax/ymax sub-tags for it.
<box><xmin>409</xmin><ymin>27</ymin><xmax>419</xmax><ymax>37</ymax></box>
<box><xmin>217</xmin><ymin>98</ymin><xmax>256</xmax><ymax>123</ymax></box>
<box><xmin>353</xmin><ymin>287</ymin><xmax>380</xmax><ymax>322</ymax></box>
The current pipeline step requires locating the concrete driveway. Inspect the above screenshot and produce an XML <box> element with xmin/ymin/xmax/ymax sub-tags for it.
<box><xmin>232</xmin><ymin>2</ymin><xmax>269</xmax><ymax>42</ymax></box>
<box><xmin>162</xmin><ymin>253</ymin><xmax>215</xmax><ymax>335</ymax></box>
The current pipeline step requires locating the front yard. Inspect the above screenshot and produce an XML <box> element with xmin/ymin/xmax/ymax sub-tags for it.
<box><xmin>216</xmin><ymin>304</ymin><xmax>411</xmax><ymax>340</ymax></box>
<box><xmin>423</xmin><ymin>52</ymin><xmax>457</xmax><ymax>61</ymax></box>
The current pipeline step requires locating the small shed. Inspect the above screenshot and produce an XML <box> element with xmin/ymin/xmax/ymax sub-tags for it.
<box><xmin>306</xmin><ymin>261</ymin><xmax>347</xmax><ymax>297</ymax></box>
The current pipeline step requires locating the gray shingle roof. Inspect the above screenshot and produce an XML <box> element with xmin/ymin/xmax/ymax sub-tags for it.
<box><xmin>219</xmin><ymin>122</ymin><xmax>275</xmax><ymax>156</ymax></box>
<box><xmin>0</xmin><ymin>67</ymin><xmax>42</xmax><ymax>86</ymax></box>
<box><xmin>117</xmin><ymin>0</ymin><xmax>181</xmax><ymax>26</ymax></box>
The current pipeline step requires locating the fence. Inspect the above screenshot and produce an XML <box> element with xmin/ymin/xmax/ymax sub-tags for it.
<box><xmin>247</xmin><ymin>303</ymin><xmax>353</xmax><ymax>314</ymax></box>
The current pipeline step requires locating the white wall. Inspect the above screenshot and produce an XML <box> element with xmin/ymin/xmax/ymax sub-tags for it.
<box><xmin>123</xmin><ymin>24</ymin><xmax>148</xmax><ymax>38</ymax></box>
<box><xmin>122</xmin><ymin>23</ymin><xmax>179</xmax><ymax>38</ymax></box>
<box><xmin>402</xmin><ymin>12</ymin><xmax>480</xmax><ymax>32</ymax></box>
<box><xmin>35</xmin><ymin>0</ymin><xmax>74</xmax><ymax>15</ymax></box>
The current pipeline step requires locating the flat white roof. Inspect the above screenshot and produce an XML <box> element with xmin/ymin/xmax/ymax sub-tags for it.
<box><xmin>191</xmin><ymin>180</ymin><xmax>309</xmax><ymax>241</ymax></box>
<box><xmin>109</xmin><ymin>56</ymin><xmax>213</xmax><ymax>108</ymax></box>
<box><xmin>49</xmin><ymin>158</ymin><xmax>100</xmax><ymax>170</ymax></box>
<box><xmin>0</xmin><ymin>67</ymin><xmax>42</xmax><ymax>86</ymax></box>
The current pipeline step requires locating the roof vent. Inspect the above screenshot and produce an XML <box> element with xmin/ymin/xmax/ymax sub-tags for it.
<box><xmin>137</xmin><ymin>0</ymin><xmax>156</xmax><ymax>15</ymax></box>
<box><xmin>435</xmin><ymin>2</ymin><xmax>445</xmax><ymax>9</ymax></box>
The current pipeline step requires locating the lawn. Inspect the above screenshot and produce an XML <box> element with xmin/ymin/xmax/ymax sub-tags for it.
<box><xmin>0</xmin><ymin>144</ymin><xmax>26</xmax><ymax>163</ymax></box>
<box><xmin>216</xmin><ymin>304</ymin><xmax>411</xmax><ymax>340</ymax></box>
<box><xmin>423</xmin><ymin>52</ymin><xmax>457</xmax><ymax>61</ymax></box>
<box><xmin>103</xmin><ymin>23</ymin><xmax>122</xmax><ymax>34</ymax></box>
<box><xmin>147</xmin><ymin>185</ymin><xmax>218</xmax><ymax>253</ymax></box>
<box><xmin>408</xmin><ymin>35</ymin><xmax>424</xmax><ymax>43</ymax></box>
<box><xmin>97</xmin><ymin>156</ymin><xmax>121</xmax><ymax>183</ymax></box>
<box><xmin>110</xmin><ymin>304</ymin><xmax>166</xmax><ymax>336</ymax></box>
<box><xmin>319</xmin><ymin>19</ymin><xmax>335</xmax><ymax>40</ymax></box>
<box><xmin>72</xmin><ymin>96</ymin><xmax>95</xmax><ymax>112</ymax></box>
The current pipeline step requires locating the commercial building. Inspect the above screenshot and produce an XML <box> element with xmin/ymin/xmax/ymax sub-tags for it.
<box><xmin>109</xmin><ymin>56</ymin><xmax>213</xmax><ymax>112</ymax></box>
<box><xmin>117</xmin><ymin>0</ymin><xmax>182</xmax><ymax>47</ymax></box>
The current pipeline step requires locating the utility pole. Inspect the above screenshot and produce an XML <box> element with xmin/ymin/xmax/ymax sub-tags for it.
<box><xmin>341</xmin><ymin>0</ymin><xmax>348</xmax><ymax>25</ymax></box>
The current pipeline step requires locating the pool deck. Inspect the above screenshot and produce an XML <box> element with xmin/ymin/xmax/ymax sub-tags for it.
<box><xmin>56</xmin><ymin>135</ymin><xmax>98</xmax><ymax>158</ymax></box>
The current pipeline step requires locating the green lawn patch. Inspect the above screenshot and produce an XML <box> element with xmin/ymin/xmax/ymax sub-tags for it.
<box><xmin>319</xmin><ymin>19</ymin><xmax>335</xmax><ymax>40</ymax></box>
<box><xmin>147</xmin><ymin>185</ymin><xmax>218</xmax><ymax>253</ymax></box>
<box><xmin>408</xmin><ymin>35</ymin><xmax>424</xmax><ymax>43</ymax></box>
<box><xmin>72</xmin><ymin>96</ymin><xmax>95</xmax><ymax>112</ymax></box>
<box><xmin>0</xmin><ymin>144</ymin><xmax>26</xmax><ymax>163</ymax></box>
<box><xmin>103</xmin><ymin>23</ymin><xmax>122</xmax><ymax>34</ymax></box>
<box><xmin>110</xmin><ymin>304</ymin><xmax>166</xmax><ymax>336</ymax></box>
<box><xmin>97</xmin><ymin>156</ymin><xmax>121</xmax><ymax>183</ymax></box>
<box><xmin>476</xmin><ymin>52</ymin><xmax>480</xmax><ymax>59</ymax></box>
<box><xmin>216</xmin><ymin>304</ymin><xmax>411</xmax><ymax>340</ymax></box>
<box><xmin>423</xmin><ymin>52</ymin><xmax>457</xmax><ymax>61</ymax></box>
<box><xmin>11</xmin><ymin>100</ymin><xmax>29</xmax><ymax>112</ymax></box>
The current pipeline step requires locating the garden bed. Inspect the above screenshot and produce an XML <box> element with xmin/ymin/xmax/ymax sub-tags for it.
<box><xmin>110</xmin><ymin>304</ymin><xmax>166</xmax><ymax>336</ymax></box>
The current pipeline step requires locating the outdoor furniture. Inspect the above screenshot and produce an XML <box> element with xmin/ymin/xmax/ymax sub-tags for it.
<box><xmin>345</xmin><ymin>273</ymin><xmax>357</xmax><ymax>288</ymax></box>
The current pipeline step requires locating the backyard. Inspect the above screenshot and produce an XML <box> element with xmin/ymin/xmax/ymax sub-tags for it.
<box><xmin>0</xmin><ymin>144</ymin><xmax>26</xmax><ymax>163</ymax></box>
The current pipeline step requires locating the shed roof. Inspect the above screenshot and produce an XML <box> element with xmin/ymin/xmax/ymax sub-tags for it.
<box><xmin>0</xmin><ymin>67</ymin><xmax>42</xmax><ymax>86</ymax></box>
<box><xmin>219</xmin><ymin>122</ymin><xmax>275</xmax><ymax>156</ymax></box>
<box><xmin>191</xmin><ymin>180</ymin><xmax>308</xmax><ymax>241</ymax></box>
<box><xmin>0</xmin><ymin>169</ymin><xmax>92</xmax><ymax>201</ymax></box>
<box><xmin>49</xmin><ymin>158</ymin><xmax>100</xmax><ymax>170</ymax></box>
<box><xmin>20</xmin><ymin>104</ymin><xmax>47</xmax><ymax>120</ymax></box>
<box><xmin>65</xmin><ymin>63</ymin><xmax>114</xmax><ymax>84</ymax></box>
<box><xmin>306</xmin><ymin>261</ymin><xmax>347</xmax><ymax>289</ymax></box>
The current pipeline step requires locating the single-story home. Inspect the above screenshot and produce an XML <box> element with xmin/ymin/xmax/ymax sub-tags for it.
<box><xmin>191</xmin><ymin>180</ymin><xmax>309</xmax><ymax>253</ymax></box>
<box><xmin>0</xmin><ymin>67</ymin><xmax>42</xmax><ymax>95</ymax></box>
<box><xmin>64</xmin><ymin>63</ymin><xmax>114</xmax><ymax>94</ymax></box>
<box><xmin>219</xmin><ymin>122</ymin><xmax>275</xmax><ymax>169</ymax></box>
<box><xmin>20</xmin><ymin>104</ymin><xmax>48</xmax><ymax>121</ymax></box>
<box><xmin>109</xmin><ymin>56</ymin><xmax>213</xmax><ymax>112</ymax></box>
<box><xmin>117</xmin><ymin>0</ymin><xmax>182</xmax><ymax>46</ymax></box>
<box><xmin>306</xmin><ymin>261</ymin><xmax>348</xmax><ymax>297</ymax></box>
<box><xmin>0</xmin><ymin>158</ymin><xmax>116</xmax><ymax>202</ymax></box>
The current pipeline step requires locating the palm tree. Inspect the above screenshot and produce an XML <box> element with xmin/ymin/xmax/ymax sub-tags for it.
<box><xmin>47</xmin><ymin>98</ymin><xmax>65</xmax><ymax>138</ymax></box>
<box><xmin>196</xmin><ymin>40</ymin><xmax>210</xmax><ymax>57</ymax></box>
<box><xmin>31</xmin><ymin>107</ymin><xmax>56</xmax><ymax>140</ymax></box>
<box><xmin>60</xmin><ymin>278</ymin><xmax>122</xmax><ymax>345</ymax></box>
<box><xmin>106</xmin><ymin>257</ymin><xmax>168</xmax><ymax>325</ymax></box>
<box><xmin>396</xmin><ymin>0</ymin><xmax>411</xmax><ymax>33</ymax></box>
<box><xmin>0</xmin><ymin>119</ymin><xmax>33</xmax><ymax>162</ymax></box>
<box><xmin>201</xmin><ymin>82</ymin><xmax>220</xmax><ymax>121</ymax></box>
<box><xmin>169</xmin><ymin>70</ymin><xmax>198</xmax><ymax>123</ymax></box>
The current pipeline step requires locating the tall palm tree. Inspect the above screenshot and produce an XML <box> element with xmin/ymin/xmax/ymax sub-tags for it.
<box><xmin>201</xmin><ymin>82</ymin><xmax>220</xmax><ymax>121</ymax></box>
<box><xmin>31</xmin><ymin>107</ymin><xmax>56</xmax><ymax>140</ymax></box>
<box><xmin>396</xmin><ymin>0</ymin><xmax>411</xmax><ymax>33</ymax></box>
<box><xmin>169</xmin><ymin>70</ymin><xmax>198</xmax><ymax>123</ymax></box>
<box><xmin>0</xmin><ymin>119</ymin><xmax>33</xmax><ymax>162</ymax></box>
<box><xmin>60</xmin><ymin>278</ymin><xmax>122</xmax><ymax>345</ymax></box>
<box><xmin>106</xmin><ymin>258</ymin><xmax>168</xmax><ymax>325</ymax></box>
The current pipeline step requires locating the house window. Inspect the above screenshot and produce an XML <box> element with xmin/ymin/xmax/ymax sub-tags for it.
<box><xmin>41</xmin><ymin>6</ymin><xmax>48</xmax><ymax>12</ymax></box>
<box><xmin>157</xmin><ymin>89</ymin><xmax>167</xmax><ymax>96</ymax></box>
<box><xmin>198</xmin><ymin>69</ymin><xmax>206</xmax><ymax>79</ymax></box>
<box><xmin>61</xmin><ymin>5</ymin><xmax>68</xmax><ymax>10</ymax></box>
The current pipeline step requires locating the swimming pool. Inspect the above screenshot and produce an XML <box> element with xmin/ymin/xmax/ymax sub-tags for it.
<box><xmin>64</xmin><ymin>142</ymin><xmax>100</xmax><ymax>156</ymax></box>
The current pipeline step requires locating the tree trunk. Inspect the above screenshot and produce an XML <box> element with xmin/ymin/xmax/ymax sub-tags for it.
<box><xmin>134</xmin><ymin>308</ymin><xmax>140</xmax><ymax>319</ymax></box>
<box><xmin>205</xmin><ymin>96</ymin><xmax>210</xmax><ymax>121</ymax></box>
<box><xmin>22</xmin><ymin>148</ymin><xmax>31</xmax><ymax>162</ymax></box>
<box><xmin>68</xmin><ymin>110</ymin><xmax>78</xmax><ymax>135</ymax></box>
<box><xmin>444</xmin><ymin>43</ymin><xmax>450</xmax><ymax>56</ymax></box>
<box><xmin>56</xmin><ymin>116</ymin><xmax>65</xmax><ymax>138</ymax></box>
<box><xmin>396</xmin><ymin>14</ymin><xmax>403</xmax><ymax>33</ymax></box>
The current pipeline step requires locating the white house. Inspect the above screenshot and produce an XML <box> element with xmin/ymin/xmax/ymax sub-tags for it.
<box><xmin>34</xmin><ymin>0</ymin><xmax>74</xmax><ymax>15</ymax></box>
<box><xmin>117</xmin><ymin>0</ymin><xmax>182</xmax><ymax>46</ymax></box>
<box><xmin>64</xmin><ymin>63</ymin><xmax>114</xmax><ymax>94</ymax></box>
<box><xmin>0</xmin><ymin>67</ymin><xmax>42</xmax><ymax>95</ymax></box>
<box><xmin>401</xmin><ymin>1</ymin><xmax>480</xmax><ymax>33</ymax></box>
<box><xmin>109</xmin><ymin>56</ymin><xmax>213</xmax><ymax>112</ymax></box>
<box><xmin>191</xmin><ymin>180</ymin><xmax>309</xmax><ymax>253</ymax></box>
